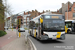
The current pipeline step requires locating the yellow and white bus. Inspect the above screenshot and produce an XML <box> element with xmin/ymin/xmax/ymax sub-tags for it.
<box><xmin>65</xmin><ymin>20</ymin><xmax>75</xmax><ymax>34</ymax></box>
<box><xmin>29</xmin><ymin>14</ymin><xmax>65</xmax><ymax>40</ymax></box>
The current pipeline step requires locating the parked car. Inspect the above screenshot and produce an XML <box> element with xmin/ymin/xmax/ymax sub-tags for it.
<box><xmin>18</xmin><ymin>28</ymin><xmax>25</xmax><ymax>32</ymax></box>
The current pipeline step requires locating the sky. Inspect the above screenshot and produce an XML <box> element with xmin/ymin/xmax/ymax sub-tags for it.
<box><xmin>3</xmin><ymin>0</ymin><xmax>75</xmax><ymax>14</ymax></box>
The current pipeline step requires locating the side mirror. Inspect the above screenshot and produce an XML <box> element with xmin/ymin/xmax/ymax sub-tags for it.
<box><xmin>40</xmin><ymin>18</ymin><xmax>43</xmax><ymax>23</ymax></box>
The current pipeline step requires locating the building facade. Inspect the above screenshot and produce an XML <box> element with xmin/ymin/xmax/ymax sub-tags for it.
<box><xmin>65</xmin><ymin>2</ymin><xmax>75</xmax><ymax>20</ymax></box>
<box><xmin>7</xmin><ymin>17</ymin><xmax>11</xmax><ymax>28</ymax></box>
<box><xmin>23</xmin><ymin>12</ymin><xmax>30</xmax><ymax>28</ymax></box>
<box><xmin>23</xmin><ymin>10</ymin><xmax>45</xmax><ymax>28</ymax></box>
<box><xmin>11</xmin><ymin>14</ymin><xmax>23</xmax><ymax>28</ymax></box>
<box><xmin>58</xmin><ymin>1</ymin><xmax>72</xmax><ymax>16</ymax></box>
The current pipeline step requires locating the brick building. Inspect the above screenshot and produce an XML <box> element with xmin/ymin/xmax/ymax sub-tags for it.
<box><xmin>65</xmin><ymin>2</ymin><xmax>75</xmax><ymax>20</ymax></box>
<box><xmin>30</xmin><ymin>10</ymin><xmax>39</xmax><ymax>19</ymax></box>
<box><xmin>23</xmin><ymin>11</ymin><xmax>30</xmax><ymax>28</ymax></box>
<box><xmin>23</xmin><ymin>10</ymin><xmax>45</xmax><ymax>28</ymax></box>
<box><xmin>58</xmin><ymin>1</ymin><xmax>72</xmax><ymax>16</ymax></box>
<box><xmin>51</xmin><ymin>11</ymin><xmax>62</xmax><ymax>14</ymax></box>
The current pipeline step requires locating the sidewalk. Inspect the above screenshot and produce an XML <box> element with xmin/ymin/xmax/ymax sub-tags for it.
<box><xmin>1</xmin><ymin>36</ymin><xmax>26</xmax><ymax>50</ymax></box>
<box><xmin>0</xmin><ymin>30</ymin><xmax>17</xmax><ymax>48</ymax></box>
<box><xmin>0</xmin><ymin>30</ymin><xmax>29</xmax><ymax>50</ymax></box>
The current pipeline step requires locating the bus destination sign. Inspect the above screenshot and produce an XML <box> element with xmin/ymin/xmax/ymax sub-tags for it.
<box><xmin>51</xmin><ymin>16</ymin><xmax>59</xmax><ymax>19</ymax></box>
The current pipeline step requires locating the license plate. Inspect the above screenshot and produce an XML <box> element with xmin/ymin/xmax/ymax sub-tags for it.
<box><xmin>52</xmin><ymin>37</ymin><xmax>57</xmax><ymax>39</ymax></box>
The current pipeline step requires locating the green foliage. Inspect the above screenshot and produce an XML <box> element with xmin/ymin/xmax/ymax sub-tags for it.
<box><xmin>0</xmin><ymin>30</ymin><xmax>7</xmax><ymax>37</ymax></box>
<box><xmin>0</xmin><ymin>14</ymin><xmax>4</xmax><ymax>22</ymax></box>
<box><xmin>0</xmin><ymin>0</ymin><xmax>5</xmax><ymax>31</ymax></box>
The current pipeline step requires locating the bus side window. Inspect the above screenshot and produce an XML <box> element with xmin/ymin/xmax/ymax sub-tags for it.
<box><xmin>33</xmin><ymin>27</ymin><xmax>37</xmax><ymax>29</ymax></box>
<box><xmin>66</xmin><ymin>24</ymin><xmax>68</xmax><ymax>28</ymax></box>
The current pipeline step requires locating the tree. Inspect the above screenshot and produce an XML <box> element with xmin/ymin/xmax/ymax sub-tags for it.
<box><xmin>3</xmin><ymin>0</ymin><xmax>13</xmax><ymax>17</ymax></box>
<box><xmin>0</xmin><ymin>0</ymin><xmax>5</xmax><ymax>31</ymax></box>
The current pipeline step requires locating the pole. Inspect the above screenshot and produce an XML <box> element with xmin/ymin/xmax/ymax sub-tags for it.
<box><xmin>12</xmin><ymin>26</ymin><xmax>13</xmax><ymax>31</ymax></box>
<box><xmin>12</xmin><ymin>23</ymin><xmax>13</xmax><ymax>31</ymax></box>
<box><xmin>67</xmin><ymin>3</ymin><xmax>68</xmax><ymax>20</ymax></box>
<box><xmin>19</xmin><ymin>32</ymin><xmax>21</xmax><ymax>37</ymax></box>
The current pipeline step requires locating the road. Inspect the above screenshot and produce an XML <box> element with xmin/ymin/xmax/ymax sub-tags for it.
<box><xmin>25</xmin><ymin>30</ymin><xmax>75</xmax><ymax>50</ymax></box>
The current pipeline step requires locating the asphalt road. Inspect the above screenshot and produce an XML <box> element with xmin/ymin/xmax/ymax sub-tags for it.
<box><xmin>27</xmin><ymin>31</ymin><xmax>75</xmax><ymax>50</ymax></box>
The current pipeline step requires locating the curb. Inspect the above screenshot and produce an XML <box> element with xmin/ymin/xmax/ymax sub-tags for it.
<box><xmin>28</xmin><ymin>37</ymin><xmax>37</xmax><ymax>50</ymax></box>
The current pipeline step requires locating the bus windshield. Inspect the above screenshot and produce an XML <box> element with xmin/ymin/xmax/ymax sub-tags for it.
<box><xmin>43</xmin><ymin>20</ymin><xmax>65</xmax><ymax>30</ymax></box>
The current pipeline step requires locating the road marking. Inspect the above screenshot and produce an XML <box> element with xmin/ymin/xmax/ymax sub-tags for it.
<box><xmin>8</xmin><ymin>37</ymin><xmax>10</xmax><ymax>39</ymax></box>
<box><xmin>8</xmin><ymin>36</ymin><xmax>12</xmax><ymax>39</ymax></box>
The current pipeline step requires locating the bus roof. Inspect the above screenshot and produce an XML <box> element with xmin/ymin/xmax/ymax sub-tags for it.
<box><xmin>30</xmin><ymin>12</ymin><xmax>63</xmax><ymax>21</ymax></box>
<box><xmin>65</xmin><ymin>20</ymin><xmax>75</xmax><ymax>23</ymax></box>
<box><xmin>65</xmin><ymin>20</ymin><xmax>74</xmax><ymax>22</ymax></box>
<box><xmin>41</xmin><ymin>12</ymin><xmax>62</xmax><ymax>15</ymax></box>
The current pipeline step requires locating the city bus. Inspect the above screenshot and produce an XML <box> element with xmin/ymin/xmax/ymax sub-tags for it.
<box><xmin>65</xmin><ymin>20</ymin><xmax>75</xmax><ymax>34</ymax></box>
<box><xmin>29</xmin><ymin>14</ymin><xmax>65</xmax><ymax>40</ymax></box>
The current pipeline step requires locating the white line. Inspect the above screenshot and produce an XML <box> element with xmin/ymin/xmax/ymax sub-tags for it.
<box><xmin>8</xmin><ymin>37</ymin><xmax>10</xmax><ymax>39</ymax></box>
<box><xmin>28</xmin><ymin>37</ymin><xmax>37</xmax><ymax>50</ymax></box>
<box><xmin>8</xmin><ymin>36</ymin><xmax>12</xmax><ymax>39</ymax></box>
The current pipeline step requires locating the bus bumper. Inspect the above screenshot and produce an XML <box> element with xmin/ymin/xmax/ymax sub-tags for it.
<box><xmin>40</xmin><ymin>34</ymin><xmax>65</xmax><ymax>40</ymax></box>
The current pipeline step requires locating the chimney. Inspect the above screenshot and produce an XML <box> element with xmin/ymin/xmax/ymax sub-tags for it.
<box><xmin>57</xmin><ymin>9</ymin><xmax>59</xmax><ymax>13</ymax></box>
<box><xmin>62</xmin><ymin>3</ymin><xmax>64</xmax><ymax>6</ymax></box>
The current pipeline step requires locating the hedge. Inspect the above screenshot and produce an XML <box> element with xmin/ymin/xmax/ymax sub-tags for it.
<box><xmin>0</xmin><ymin>30</ymin><xmax>7</xmax><ymax>37</ymax></box>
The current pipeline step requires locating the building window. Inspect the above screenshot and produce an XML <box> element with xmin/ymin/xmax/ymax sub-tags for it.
<box><xmin>74</xmin><ymin>7</ymin><xmax>75</xmax><ymax>11</ymax></box>
<box><xmin>15</xmin><ymin>19</ymin><xmax>17</xmax><ymax>22</ymax></box>
<box><xmin>27</xmin><ymin>18</ymin><xmax>29</xmax><ymax>20</ymax></box>
<box><xmin>24</xmin><ymin>17</ymin><xmax>26</xmax><ymax>19</ymax></box>
<box><xmin>73</xmin><ymin>13</ymin><xmax>75</xmax><ymax>17</ymax></box>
